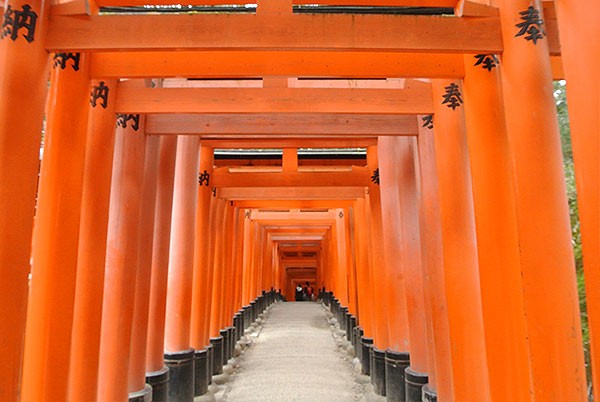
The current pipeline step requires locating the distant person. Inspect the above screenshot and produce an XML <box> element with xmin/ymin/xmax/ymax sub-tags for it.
<box><xmin>306</xmin><ymin>281</ymin><xmax>314</xmax><ymax>301</ymax></box>
<box><xmin>295</xmin><ymin>284</ymin><xmax>303</xmax><ymax>301</ymax></box>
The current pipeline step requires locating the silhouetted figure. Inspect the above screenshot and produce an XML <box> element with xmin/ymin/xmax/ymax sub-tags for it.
<box><xmin>295</xmin><ymin>284</ymin><xmax>303</xmax><ymax>301</ymax></box>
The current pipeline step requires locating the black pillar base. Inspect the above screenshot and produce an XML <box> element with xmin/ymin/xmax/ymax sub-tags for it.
<box><xmin>385</xmin><ymin>350</ymin><xmax>410</xmax><ymax>402</ymax></box>
<box><xmin>210</xmin><ymin>336</ymin><xmax>224</xmax><ymax>375</ymax></box>
<box><xmin>348</xmin><ymin>316</ymin><xmax>357</xmax><ymax>341</ymax></box>
<box><xmin>219</xmin><ymin>329</ymin><xmax>230</xmax><ymax>362</ymax></box>
<box><xmin>242</xmin><ymin>305</ymin><xmax>251</xmax><ymax>331</ymax></box>
<box><xmin>146</xmin><ymin>366</ymin><xmax>169</xmax><ymax>402</ymax></box>
<box><xmin>422</xmin><ymin>384</ymin><xmax>438</xmax><ymax>402</ymax></box>
<box><xmin>128</xmin><ymin>384</ymin><xmax>152</xmax><ymax>402</ymax></box>
<box><xmin>371</xmin><ymin>347</ymin><xmax>386</xmax><ymax>396</ymax></box>
<box><xmin>194</xmin><ymin>348</ymin><xmax>209</xmax><ymax>396</ymax></box>
<box><xmin>360</xmin><ymin>337</ymin><xmax>374</xmax><ymax>376</ymax></box>
<box><xmin>227</xmin><ymin>326</ymin><xmax>235</xmax><ymax>360</ymax></box>
<box><xmin>164</xmin><ymin>348</ymin><xmax>195</xmax><ymax>402</ymax></box>
<box><xmin>206</xmin><ymin>344</ymin><xmax>213</xmax><ymax>385</ymax></box>
<box><xmin>405</xmin><ymin>367</ymin><xmax>428</xmax><ymax>402</ymax></box>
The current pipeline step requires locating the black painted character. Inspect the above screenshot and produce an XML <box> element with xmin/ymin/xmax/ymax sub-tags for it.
<box><xmin>1</xmin><ymin>4</ymin><xmax>37</xmax><ymax>43</ymax></box>
<box><xmin>90</xmin><ymin>81</ymin><xmax>110</xmax><ymax>109</ymax></box>
<box><xmin>441</xmin><ymin>82</ymin><xmax>463</xmax><ymax>110</ymax></box>
<box><xmin>422</xmin><ymin>114</ymin><xmax>433</xmax><ymax>129</ymax></box>
<box><xmin>515</xmin><ymin>6</ymin><xmax>546</xmax><ymax>45</ymax></box>
<box><xmin>116</xmin><ymin>114</ymin><xmax>140</xmax><ymax>131</ymax></box>
<box><xmin>371</xmin><ymin>168</ymin><xmax>380</xmax><ymax>185</ymax></box>
<box><xmin>54</xmin><ymin>53</ymin><xmax>81</xmax><ymax>71</ymax></box>
<box><xmin>198</xmin><ymin>170</ymin><xmax>210</xmax><ymax>186</ymax></box>
<box><xmin>473</xmin><ymin>54</ymin><xmax>499</xmax><ymax>71</ymax></box>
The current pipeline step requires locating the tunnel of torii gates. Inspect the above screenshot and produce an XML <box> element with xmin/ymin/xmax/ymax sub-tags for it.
<box><xmin>0</xmin><ymin>0</ymin><xmax>599</xmax><ymax>401</ymax></box>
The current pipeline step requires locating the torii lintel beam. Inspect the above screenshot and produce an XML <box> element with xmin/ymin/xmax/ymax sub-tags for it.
<box><xmin>219</xmin><ymin>187</ymin><xmax>365</xmax><ymax>200</ymax></box>
<box><xmin>206</xmin><ymin>139</ymin><xmax>376</xmax><ymax>149</ymax></box>
<box><xmin>45</xmin><ymin>13</ymin><xmax>558</xmax><ymax>55</ymax></box>
<box><xmin>115</xmin><ymin>87</ymin><xmax>433</xmax><ymax>114</ymax></box>
<box><xmin>212</xmin><ymin>168</ymin><xmax>370</xmax><ymax>188</ymax></box>
<box><xmin>90</xmin><ymin>51</ymin><xmax>465</xmax><ymax>79</ymax></box>
<box><xmin>146</xmin><ymin>114</ymin><xmax>418</xmax><ymax>136</ymax></box>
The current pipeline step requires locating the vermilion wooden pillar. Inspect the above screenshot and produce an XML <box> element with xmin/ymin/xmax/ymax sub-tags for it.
<box><xmin>396</xmin><ymin>137</ymin><xmax>430</xmax><ymax>400</ymax></box>
<box><xmin>416</xmin><ymin>120</ymin><xmax>453</xmax><ymax>401</ymax></box>
<box><xmin>232</xmin><ymin>208</ymin><xmax>247</xmax><ymax>319</ymax></box>
<box><xmin>366</xmin><ymin>145</ymin><xmax>390</xmax><ymax>350</ymax></box>
<box><xmin>190</xmin><ymin>145</ymin><xmax>214</xmax><ymax>396</ymax></box>
<box><xmin>218</xmin><ymin>203</ymin><xmax>235</xmax><ymax>332</ymax></box>
<box><xmin>554</xmin><ymin>1</ymin><xmax>600</xmax><ymax>398</ymax></box>
<box><xmin>431</xmin><ymin>79</ymin><xmax>490</xmax><ymax>401</ymax></box>
<box><xmin>0</xmin><ymin>1</ymin><xmax>49</xmax><ymax>396</ymax></box>
<box><xmin>241</xmin><ymin>209</ymin><xmax>253</xmax><ymax>306</ymax></box>
<box><xmin>209</xmin><ymin>198</ymin><xmax>227</xmax><ymax>336</ymax></box>
<box><xmin>164</xmin><ymin>135</ymin><xmax>200</xmax><ymax>400</ymax></box>
<box><xmin>377</xmin><ymin>137</ymin><xmax>410</xmax><ymax>353</ymax></box>
<box><xmin>128</xmin><ymin>134</ymin><xmax>160</xmax><ymax>400</ymax></box>
<box><xmin>333</xmin><ymin>209</ymin><xmax>350</xmax><ymax>306</ymax></box>
<box><xmin>463</xmin><ymin>54</ymin><xmax>532</xmax><ymax>401</ymax></box>
<box><xmin>343</xmin><ymin>207</ymin><xmax>359</xmax><ymax>316</ymax></box>
<box><xmin>21</xmin><ymin>55</ymin><xmax>90</xmax><ymax>402</ymax></box>
<box><xmin>498</xmin><ymin>1</ymin><xmax>587</xmax><ymax>399</ymax></box>
<box><xmin>352</xmin><ymin>197</ymin><xmax>375</xmax><ymax>339</ymax></box>
<box><xmin>96</xmin><ymin>110</ymin><xmax>147</xmax><ymax>402</ymax></box>
<box><xmin>69</xmin><ymin>78</ymin><xmax>118</xmax><ymax>402</ymax></box>
<box><xmin>145</xmin><ymin>136</ymin><xmax>177</xmax><ymax>399</ymax></box>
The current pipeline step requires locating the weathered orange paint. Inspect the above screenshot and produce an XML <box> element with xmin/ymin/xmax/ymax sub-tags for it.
<box><xmin>69</xmin><ymin>78</ymin><xmax>118</xmax><ymax>402</ymax></box>
<box><xmin>96</xmin><ymin>110</ymin><xmax>147</xmax><ymax>402</ymax></box>
<box><xmin>90</xmin><ymin>51</ymin><xmax>466</xmax><ymax>80</ymax></box>
<box><xmin>431</xmin><ymin>79</ymin><xmax>490</xmax><ymax>401</ymax></box>
<box><xmin>21</xmin><ymin>56</ymin><xmax>90</xmax><ymax>402</ymax></box>
<box><xmin>498</xmin><ymin>1</ymin><xmax>587</xmax><ymax>399</ymax></box>
<box><xmin>164</xmin><ymin>136</ymin><xmax>200</xmax><ymax>352</ymax></box>
<box><xmin>0</xmin><ymin>0</ymin><xmax>49</xmax><ymax>397</ymax></box>
<box><xmin>416</xmin><ymin>121</ymin><xmax>453</xmax><ymax>399</ymax></box>
<box><xmin>352</xmin><ymin>197</ymin><xmax>375</xmax><ymax>338</ymax></box>
<box><xmin>190</xmin><ymin>146</ymin><xmax>215</xmax><ymax>350</ymax></box>
<box><xmin>146</xmin><ymin>136</ymin><xmax>177</xmax><ymax>372</ymax></box>
<box><xmin>128</xmin><ymin>134</ymin><xmax>159</xmax><ymax>393</ymax></box>
<box><xmin>462</xmin><ymin>53</ymin><xmax>532</xmax><ymax>401</ymax></box>
<box><xmin>365</xmin><ymin>145</ymin><xmax>389</xmax><ymax>349</ymax></box>
<box><xmin>377</xmin><ymin>137</ymin><xmax>410</xmax><ymax>354</ymax></box>
<box><xmin>209</xmin><ymin>198</ymin><xmax>228</xmax><ymax>337</ymax></box>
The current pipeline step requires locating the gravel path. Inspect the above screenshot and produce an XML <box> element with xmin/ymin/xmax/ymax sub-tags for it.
<box><xmin>222</xmin><ymin>302</ymin><xmax>360</xmax><ymax>402</ymax></box>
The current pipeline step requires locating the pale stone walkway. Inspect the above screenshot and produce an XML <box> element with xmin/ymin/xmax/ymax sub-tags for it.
<box><xmin>222</xmin><ymin>302</ymin><xmax>360</xmax><ymax>402</ymax></box>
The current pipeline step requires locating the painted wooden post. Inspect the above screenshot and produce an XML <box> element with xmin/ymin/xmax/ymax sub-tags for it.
<box><xmin>498</xmin><ymin>1</ymin><xmax>587</xmax><ymax>399</ymax></box>
<box><xmin>128</xmin><ymin>134</ymin><xmax>160</xmax><ymax>400</ymax></box>
<box><xmin>462</xmin><ymin>53</ymin><xmax>532</xmax><ymax>401</ymax></box>
<box><xmin>21</xmin><ymin>54</ymin><xmax>90</xmax><ymax>402</ymax></box>
<box><xmin>431</xmin><ymin>79</ymin><xmax>490</xmax><ymax>401</ymax></box>
<box><xmin>68</xmin><ymin>78</ymin><xmax>118</xmax><ymax>402</ymax></box>
<box><xmin>395</xmin><ymin>137</ymin><xmax>430</xmax><ymax>401</ymax></box>
<box><xmin>0</xmin><ymin>0</ymin><xmax>49</xmax><ymax>395</ymax></box>
<box><xmin>416</xmin><ymin>120</ymin><xmax>453</xmax><ymax>401</ymax></box>
<box><xmin>366</xmin><ymin>145</ymin><xmax>390</xmax><ymax>351</ymax></box>
<box><xmin>377</xmin><ymin>136</ymin><xmax>410</xmax><ymax>354</ymax></box>
<box><xmin>96</xmin><ymin>108</ymin><xmax>147</xmax><ymax>402</ymax></box>
<box><xmin>352</xmin><ymin>197</ymin><xmax>375</xmax><ymax>339</ymax></box>
<box><xmin>333</xmin><ymin>208</ymin><xmax>350</xmax><ymax>307</ymax></box>
<box><xmin>554</xmin><ymin>1</ymin><xmax>600</xmax><ymax>398</ymax></box>
<box><xmin>190</xmin><ymin>145</ymin><xmax>215</xmax><ymax>396</ymax></box>
<box><xmin>164</xmin><ymin>135</ymin><xmax>200</xmax><ymax>401</ymax></box>
<box><xmin>145</xmin><ymin>136</ymin><xmax>177</xmax><ymax>401</ymax></box>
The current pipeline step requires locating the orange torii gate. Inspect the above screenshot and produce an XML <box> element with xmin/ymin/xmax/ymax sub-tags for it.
<box><xmin>0</xmin><ymin>0</ymin><xmax>599</xmax><ymax>402</ymax></box>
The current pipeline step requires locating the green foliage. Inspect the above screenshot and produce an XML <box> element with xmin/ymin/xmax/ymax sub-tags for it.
<box><xmin>555</xmin><ymin>80</ymin><xmax>590</xmax><ymax>389</ymax></box>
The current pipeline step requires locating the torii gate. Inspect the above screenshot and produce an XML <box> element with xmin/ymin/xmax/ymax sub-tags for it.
<box><xmin>0</xmin><ymin>0</ymin><xmax>599</xmax><ymax>402</ymax></box>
